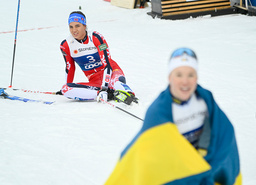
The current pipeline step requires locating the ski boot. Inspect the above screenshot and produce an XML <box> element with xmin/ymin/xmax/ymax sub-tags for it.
<box><xmin>113</xmin><ymin>90</ymin><xmax>138</xmax><ymax>105</ymax></box>
<box><xmin>0</xmin><ymin>88</ymin><xmax>8</xmax><ymax>99</ymax></box>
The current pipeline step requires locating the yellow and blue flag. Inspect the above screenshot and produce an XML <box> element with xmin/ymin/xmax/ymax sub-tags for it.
<box><xmin>105</xmin><ymin>85</ymin><xmax>241</xmax><ymax>185</ymax></box>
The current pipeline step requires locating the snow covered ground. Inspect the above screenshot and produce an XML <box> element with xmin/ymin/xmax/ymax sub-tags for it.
<box><xmin>1</xmin><ymin>0</ymin><xmax>256</xmax><ymax>184</ymax></box>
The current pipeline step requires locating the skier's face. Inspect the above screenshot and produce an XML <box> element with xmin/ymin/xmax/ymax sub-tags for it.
<box><xmin>69</xmin><ymin>22</ymin><xmax>87</xmax><ymax>40</ymax></box>
<box><xmin>169</xmin><ymin>66</ymin><xmax>197</xmax><ymax>101</ymax></box>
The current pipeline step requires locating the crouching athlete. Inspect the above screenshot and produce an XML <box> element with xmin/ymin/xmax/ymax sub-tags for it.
<box><xmin>59</xmin><ymin>11</ymin><xmax>137</xmax><ymax>105</ymax></box>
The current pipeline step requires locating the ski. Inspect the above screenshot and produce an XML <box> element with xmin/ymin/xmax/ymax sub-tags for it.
<box><xmin>0</xmin><ymin>87</ymin><xmax>60</xmax><ymax>95</ymax></box>
<box><xmin>0</xmin><ymin>88</ymin><xmax>54</xmax><ymax>104</ymax></box>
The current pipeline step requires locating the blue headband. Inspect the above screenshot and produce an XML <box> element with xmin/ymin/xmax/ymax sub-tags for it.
<box><xmin>68</xmin><ymin>13</ymin><xmax>86</xmax><ymax>25</ymax></box>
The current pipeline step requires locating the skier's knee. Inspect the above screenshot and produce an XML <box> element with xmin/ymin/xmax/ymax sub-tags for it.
<box><xmin>118</xmin><ymin>76</ymin><xmax>126</xmax><ymax>84</ymax></box>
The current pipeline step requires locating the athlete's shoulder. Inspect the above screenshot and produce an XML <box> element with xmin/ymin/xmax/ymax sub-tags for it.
<box><xmin>60</xmin><ymin>39</ymin><xmax>67</xmax><ymax>47</ymax></box>
<box><xmin>144</xmin><ymin>86</ymin><xmax>173</xmax><ymax>129</ymax></box>
<box><xmin>196</xmin><ymin>84</ymin><xmax>214</xmax><ymax>103</ymax></box>
<box><xmin>196</xmin><ymin>84</ymin><xmax>212</xmax><ymax>95</ymax></box>
<box><xmin>61</xmin><ymin>34</ymin><xmax>74</xmax><ymax>46</ymax></box>
<box><xmin>60</xmin><ymin>38</ymin><xmax>72</xmax><ymax>56</ymax></box>
<box><xmin>92</xmin><ymin>31</ymin><xmax>104</xmax><ymax>37</ymax></box>
<box><xmin>91</xmin><ymin>31</ymin><xmax>106</xmax><ymax>43</ymax></box>
<box><xmin>60</xmin><ymin>39</ymin><xmax>69</xmax><ymax>50</ymax></box>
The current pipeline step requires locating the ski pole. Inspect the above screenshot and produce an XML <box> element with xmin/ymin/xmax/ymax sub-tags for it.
<box><xmin>9</xmin><ymin>0</ymin><xmax>21</xmax><ymax>88</ymax></box>
<box><xmin>99</xmin><ymin>98</ymin><xmax>144</xmax><ymax>121</ymax></box>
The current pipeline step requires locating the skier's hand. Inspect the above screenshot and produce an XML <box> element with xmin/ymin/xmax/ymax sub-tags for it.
<box><xmin>97</xmin><ymin>90</ymin><xmax>108</xmax><ymax>103</ymax></box>
<box><xmin>56</xmin><ymin>90</ymin><xmax>63</xmax><ymax>95</ymax></box>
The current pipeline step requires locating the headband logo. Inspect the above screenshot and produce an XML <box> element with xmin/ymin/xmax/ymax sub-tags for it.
<box><xmin>181</xmin><ymin>53</ymin><xmax>189</xmax><ymax>61</ymax></box>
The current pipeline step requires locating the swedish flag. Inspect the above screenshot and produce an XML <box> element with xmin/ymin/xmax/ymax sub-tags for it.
<box><xmin>105</xmin><ymin>85</ymin><xmax>242</xmax><ymax>185</ymax></box>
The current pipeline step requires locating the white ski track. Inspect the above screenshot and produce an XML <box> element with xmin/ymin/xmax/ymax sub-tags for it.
<box><xmin>1</xmin><ymin>0</ymin><xmax>256</xmax><ymax>184</ymax></box>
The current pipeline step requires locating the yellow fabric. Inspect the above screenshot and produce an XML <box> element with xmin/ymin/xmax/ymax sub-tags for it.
<box><xmin>198</xmin><ymin>148</ymin><xmax>208</xmax><ymax>157</ymax></box>
<box><xmin>105</xmin><ymin>123</ymin><xmax>211</xmax><ymax>185</ymax></box>
<box><xmin>234</xmin><ymin>172</ymin><xmax>242</xmax><ymax>185</ymax></box>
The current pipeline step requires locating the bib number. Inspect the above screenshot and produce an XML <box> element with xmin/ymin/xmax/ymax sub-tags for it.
<box><xmin>87</xmin><ymin>56</ymin><xmax>96</xmax><ymax>63</ymax></box>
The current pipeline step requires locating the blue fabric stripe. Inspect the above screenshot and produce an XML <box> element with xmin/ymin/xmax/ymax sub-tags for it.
<box><xmin>67</xmin><ymin>83</ymin><xmax>100</xmax><ymax>90</ymax></box>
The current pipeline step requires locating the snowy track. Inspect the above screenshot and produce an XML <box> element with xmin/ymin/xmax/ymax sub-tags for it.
<box><xmin>1</xmin><ymin>0</ymin><xmax>256</xmax><ymax>184</ymax></box>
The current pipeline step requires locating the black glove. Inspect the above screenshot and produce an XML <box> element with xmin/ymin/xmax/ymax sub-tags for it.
<box><xmin>56</xmin><ymin>90</ymin><xmax>63</xmax><ymax>95</ymax></box>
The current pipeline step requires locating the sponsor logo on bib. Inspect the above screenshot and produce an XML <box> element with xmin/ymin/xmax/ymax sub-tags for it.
<box><xmin>84</xmin><ymin>61</ymin><xmax>103</xmax><ymax>70</ymax></box>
